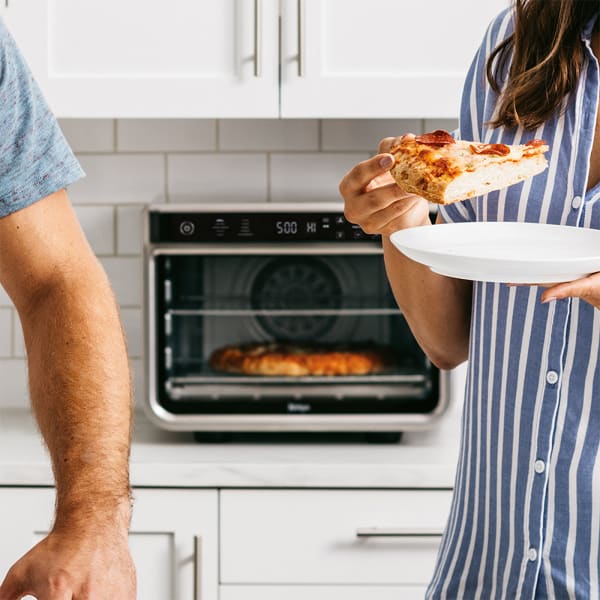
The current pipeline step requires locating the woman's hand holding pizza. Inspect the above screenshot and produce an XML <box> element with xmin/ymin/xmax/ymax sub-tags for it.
<box><xmin>339</xmin><ymin>136</ymin><xmax>431</xmax><ymax>236</ymax></box>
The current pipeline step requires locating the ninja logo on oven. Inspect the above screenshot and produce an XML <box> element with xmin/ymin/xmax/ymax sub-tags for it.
<box><xmin>287</xmin><ymin>402</ymin><xmax>312</xmax><ymax>413</ymax></box>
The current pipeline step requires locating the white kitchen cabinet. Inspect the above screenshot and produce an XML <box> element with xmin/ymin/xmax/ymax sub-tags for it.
<box><xmin>2</xmin><ymin>0</ymin><xmax>280</xmax><ymax>118</ymax></box>
<box><xmin>0</xmin><ymin>487</ymin><xmax>219</xmax><ymax>600</ymax></box>
<box><xmin>220</xmin><ymin>585</ymin><xmax>428</xmax><ymax>599</ymax></box>
<box><xmin>279</xmin><ymin>0</ymin><xmax>508</xmax><ymax>118</ymax></box>
<box><xmin>220</xmin><ymin>489</ymin><xmax>452</xmax><ymax>590</ymax></box>
<box><xmin>3</xmin><ymin>0</ymin><xmax>507</xmax><ymax>118</ymax></box>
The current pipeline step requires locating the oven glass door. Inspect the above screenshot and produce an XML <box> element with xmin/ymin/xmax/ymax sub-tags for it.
<box><xmin>152</xmin><ymin>252</ymin><xmax>438</xmax><ymax>415</ymax></box>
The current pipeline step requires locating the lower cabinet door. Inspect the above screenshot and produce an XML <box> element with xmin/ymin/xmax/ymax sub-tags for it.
<box><xmin>0</xmin><ymin>487</ymin><xmax>218</xmax><ymax>600</ymax></box>
<box><xmin>220</xmin><ymin>585</ymin><xmax>428</xmax><ymax>600</ymax></box>
<box><xmin>220</xmin><ymin>489</ymin><xmax>452</xmax><ymax>586</ymax></box>
<box><xmin>130</xmin><ymin>488</ymin><xmax>219</xmax><ymax>600</ymax></box>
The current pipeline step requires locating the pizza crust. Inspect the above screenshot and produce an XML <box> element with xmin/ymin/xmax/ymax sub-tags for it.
<box><xmin>389</xmin><ymin>131</ymin><xmax>549</xmax><ymax>205</ymax></box>
<box><xmin>209</xmin><ymin>342</ymin><xmax>391</xmax><ymax>377</ymax></box>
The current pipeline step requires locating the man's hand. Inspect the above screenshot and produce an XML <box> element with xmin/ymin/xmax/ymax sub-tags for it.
<box><xmin>541</xmin><ymin>272</ymin><xmax>600</xmax><ymax>309</ymax></box>
<box><xmin>0</xmin><ymin>525</ymin><xmax>135</xmax><ymax>600</ymax></box>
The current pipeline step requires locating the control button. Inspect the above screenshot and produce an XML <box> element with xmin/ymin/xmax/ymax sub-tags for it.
<box><xmin>546</xmin><ymin>370</ymin><xmax>559</xmax><ymax>385</ymax></box>
<box><xmin>335</xmin><ymin>215</ymin><xmax>345</xmax><ymax>225</ymax></box>
<box><xmin>335</xmin><ymin>231</ymin><xmax>345</xmax><ymax>240</ymax></box>
<box><xmin>534</xmin><ymin>460</ymin><xmax>546</xmax><ymax>474</ymax></box>
<box><xmin>528</xmin><ymin>548</ymin><xmax>538</xmax><ymax>562</ymax></box>
<box><xmin>179</xmin><ymin>221</ymin><xmax>195</xmax><ymax>236</ymax></box>
<box><xmin>572</xmin><ymin>196</ymin><xmax>582</xmax><ymax>210</ymax></box>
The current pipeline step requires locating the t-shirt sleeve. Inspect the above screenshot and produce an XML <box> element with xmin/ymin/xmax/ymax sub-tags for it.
<box><xmin>0</xmin><ymin>20</ymin><xmax>84</xmax><ymax>218</ymax></box>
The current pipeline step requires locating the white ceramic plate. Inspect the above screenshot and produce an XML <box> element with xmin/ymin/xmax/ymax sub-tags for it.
<box><xmin>390</xmin><ymin>222</ymin><xmax>600</xmax><ymax>283</ymax></box>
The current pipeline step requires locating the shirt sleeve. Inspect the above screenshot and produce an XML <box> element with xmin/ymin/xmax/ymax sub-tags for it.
<box><xmin>0</xmin><ymin>20</ymin><xmax>85</xmax><ymax>218</ymax></box>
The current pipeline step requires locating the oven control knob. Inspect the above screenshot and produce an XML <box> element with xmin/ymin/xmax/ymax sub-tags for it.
<box><xmin>179</xmin><ymin>221</ymin><xmax>196</xmax><ymax>236</ymax></box>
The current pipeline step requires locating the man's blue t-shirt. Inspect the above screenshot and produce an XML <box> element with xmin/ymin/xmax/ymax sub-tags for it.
<box><xmin>0</xmin><ymin>20</ymin><xmax>84</xmax><ymax>217</ymax></box>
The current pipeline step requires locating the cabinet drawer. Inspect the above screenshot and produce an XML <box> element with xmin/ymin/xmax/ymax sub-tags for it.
<box><xmin>220</xmin><ymin>489</ymin><xmax>452</xmax><ymax>585</ymax></box>
<box><xmin>220</xmin><ymin>585</ymin><xmax>428</xmax><ymax>600</ymax></box>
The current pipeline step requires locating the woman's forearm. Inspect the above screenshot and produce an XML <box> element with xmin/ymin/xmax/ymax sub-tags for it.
<box><xmin>382</xmin><ymin>235</ymin><xmax>472</xmax><ymax>369</ymax></box>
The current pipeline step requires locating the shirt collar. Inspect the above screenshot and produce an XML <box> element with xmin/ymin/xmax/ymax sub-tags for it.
<box><xmin>581</xmin><ymin>11</ymin><xmax>599</xmax><ymax>43</ymax></box>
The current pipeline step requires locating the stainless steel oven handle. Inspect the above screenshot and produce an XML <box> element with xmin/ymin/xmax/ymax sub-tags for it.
<box><xmin>150</xmin><ymin>244</ymin><xmax>383</xmax><ymax>256</ymax></box>
<box><xmin>193</xmin><ymin>535</ymin><xmax>202</xmax><ymax>600</ymax></box>
<box><xmin>356</xmin><ymin>527</ymin><xmax>443</xmax><ymax>538</ymax></box>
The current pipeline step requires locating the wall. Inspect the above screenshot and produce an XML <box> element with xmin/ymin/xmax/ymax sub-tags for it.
<box><xmin>0</xmin><ymin>117</ymin><xmax>457</xmax><ymax>409</ymax></box>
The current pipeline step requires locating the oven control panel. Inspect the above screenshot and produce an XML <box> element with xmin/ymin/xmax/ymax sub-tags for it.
<box><xmin>149</xmin><ymin>211</ymin><xmax>380</xmax><ymax>243</ymax></box>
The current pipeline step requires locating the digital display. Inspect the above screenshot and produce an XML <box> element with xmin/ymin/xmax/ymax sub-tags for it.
<box><xmin>151</xmin><ymin>212</ymin><xmax>380</xmax><ymax>243</ymax></box>
<box><xmin>275</xmin><ymin>220</ymin><xmax>320</xmax><ymax>236</ymax></box>
<box><xmin>275</xmin><ymin>220</ymin><xmax>299</xmax><ymax>235</ymax></box>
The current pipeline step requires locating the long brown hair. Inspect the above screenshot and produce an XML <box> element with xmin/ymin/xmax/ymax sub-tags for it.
<box><xmin>487</xmin><ymin>0</ymin><xmax>599</xmax><ymax>130</ymax></box>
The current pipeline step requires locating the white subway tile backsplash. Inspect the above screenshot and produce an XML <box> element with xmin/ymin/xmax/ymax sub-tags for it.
<box><xmin>120</xmin><ymin>308</ymin><xmax>143</xmax><ymax>359</ymax></box>
<box><xmin>321</xmin><ymin>119</ymin><xmax>422</xmax><ymax>152</ymax></box>
<box><xmin>69</xmin><ymin>155</ymin><xmax>166</xmax><ymax>205</ymax></box>
<box><xmin>424</xmin><ymin>119</ymin><xmax>459</xmax><ymax>134</ymax></box>
<box><xmin>219</xmin><ymin>119</ymin><xmax>319</xmax><ymax>152</ymax></box>
<box><xmin>0</xmin><ymin>359</ymin><xmax>29</xmax><ymax>408</ymax></box>
<box><xmin>59</xmin><ymin>119</ymin><xmax>115</xmax><ymax>153</ymax></box>
<box><xmin>100</xmin><ymin>257</ymin><xmax>142</xmax><ymax>307</ymax></box>
<box><xmin>117</xmin><ymin>119</ymin><xmax>217</xmax><ymax>152</ymax></box>
<box><xmin>0</xmin><ymin>309</ymin><xmax>12</xmax><ymax>358</ymax></box>
<box><xmin>73</xmin><ymin>205</ymin><xmax>115</xmax><ymax>256</ymax></box>
<box><xmin>270</xmin><ymin>153</ymin><xmax>368</xmax><ymax>203</ymax></box>
<box><xmin>168</xmin><ymin>154</ymin><xmax>268</xmax><ymax>203</ymax></box>
<box><xmin>130</xmin><ymin>358</ymin><xmax>144</xmax><ymax>408</ymax></box>
<box><xmin>117</xmin><ymin>205</ymin><xmax>145</xmax><ymax>255</ymax></box>
<box><xmin>0</xmin><ymin>284</ymin><xmax>11</xmax><ymax>307</ymax></box>
<box><xmin>13</xmin><ymin>311</ymin><xmax>25</xmax><ymax>359</ymax></box>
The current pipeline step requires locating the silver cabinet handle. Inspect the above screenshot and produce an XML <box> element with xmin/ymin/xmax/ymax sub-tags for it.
<box><xmin>193</xmin><ymin>535</ymin><xmax>202</xmax><ymax>600</ymax></box>
<box><xmin>356</xmin><ymin>527</ymin><xmax>443</xmax><ymax>538</ymax></box>
<box><xmin>297</xmin><ymin>0</ymin><xmax>305</xmax><ymax>76</ymax></box>
<box><xmin>253</xmin><ymin>0</ymin><xmax>262</xmax><ymax>77</ymax></box>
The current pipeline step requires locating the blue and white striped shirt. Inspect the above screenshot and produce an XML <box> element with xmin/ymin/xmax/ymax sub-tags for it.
<box><xmin>427</xmin><ymin>7</ymin><xmax>600</xmax><ymax>599</ymax></box>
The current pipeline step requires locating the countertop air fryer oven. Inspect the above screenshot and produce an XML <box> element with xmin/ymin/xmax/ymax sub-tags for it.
<box><xmin>144</xmin><ymin>203</ymin><xmax>450</xmax><ymax>442</ymax></box>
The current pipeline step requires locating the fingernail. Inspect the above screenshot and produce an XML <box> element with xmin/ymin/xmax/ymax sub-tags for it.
<box><xmin>379</xmin><ymin>155</ymin><xmax>393</xmax><ymax>169</ymax></box>
<box><xmin>542</xmin><ymin>296</ymin><xmax>556</xmax><ymax>304</ymax></box>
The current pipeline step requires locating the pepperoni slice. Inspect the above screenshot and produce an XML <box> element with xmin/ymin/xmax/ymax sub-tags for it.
<box><xmin>525</xmin><ymin>139</ymin><xmax>547</xmax><ymax>148</ymax></box>
<box><xmin>415</xmin><ymin>130</ymin><xmax>455</xmax><ymax>146</ymax></box>
<box><xmin>470</xmin><ymin>143</ymin><xmax>511</xmax><ymax>156</ymax></box>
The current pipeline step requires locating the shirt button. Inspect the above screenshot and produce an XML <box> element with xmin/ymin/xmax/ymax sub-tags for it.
<box><xmin>528</xmin><ymin>548</ymin><xmax>538</xmax><ymax>562</ymax></box>
<box><xmin>572</xmin><ymin>196</ymin><xmax>583</xmax><ymax>209</ymax></box>
<box><xmin>534</xmin><ymin>460</ymin><xmax>546</xmax><ymax>474</ymax></box>
<box><xmin>546</xmin><ymin>370</ymin><xmax>559</xmax><ymax>385</ymax></box>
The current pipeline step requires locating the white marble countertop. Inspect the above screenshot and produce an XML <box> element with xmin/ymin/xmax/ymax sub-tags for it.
<box><xmin>0</xmin><ymin>387</ymin><xmax>463</xmax><ymax>489</ymax></box>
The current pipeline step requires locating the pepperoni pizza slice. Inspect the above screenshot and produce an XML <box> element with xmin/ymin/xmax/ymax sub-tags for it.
<box><xmin>389</xmin><ymin>130</ymin><xmax>549</xmax><ymax>205</ymax></box>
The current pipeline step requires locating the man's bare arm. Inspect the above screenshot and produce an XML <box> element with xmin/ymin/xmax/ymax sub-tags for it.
<box><xmin>0</xmin><ymin>189</ymin><xmax>135</xmax><ymax>599</ymax></box>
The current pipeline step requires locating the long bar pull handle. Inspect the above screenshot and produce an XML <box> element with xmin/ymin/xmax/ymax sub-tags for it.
<box><xmin>297</xmin><ymin>0</ymin><xmax>305</xmax><ymax>76</ymax></box>
<box><xmin>253</xmin><ymin>0</ymin><xmax>262</xmax><ymax>77</ymax></box>
<box><xmin>193</xmin><ymin>535</ymin><xmax>202</xmax><ymax>600</ymax></box>
<box><xmin>356</xmin><ymin>527</ymin><xmax>444</xmax><ymax>538</ymax></box>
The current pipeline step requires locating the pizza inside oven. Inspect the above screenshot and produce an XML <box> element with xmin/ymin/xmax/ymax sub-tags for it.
<box><xmin>209</xmin><ymin>342</ymin><xmax>395</xmax><ymax>377</ymax></box>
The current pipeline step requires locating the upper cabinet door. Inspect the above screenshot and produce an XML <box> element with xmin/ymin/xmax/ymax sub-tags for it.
<box><xmin>280</xmin><ymin>0</ymin><xmax>508</xmax><ymax>118</ymax></box>
<box><xmin>3</xmin><ymin>0</ymin><xmax>279</xmax><ymax>118</ymax></box>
